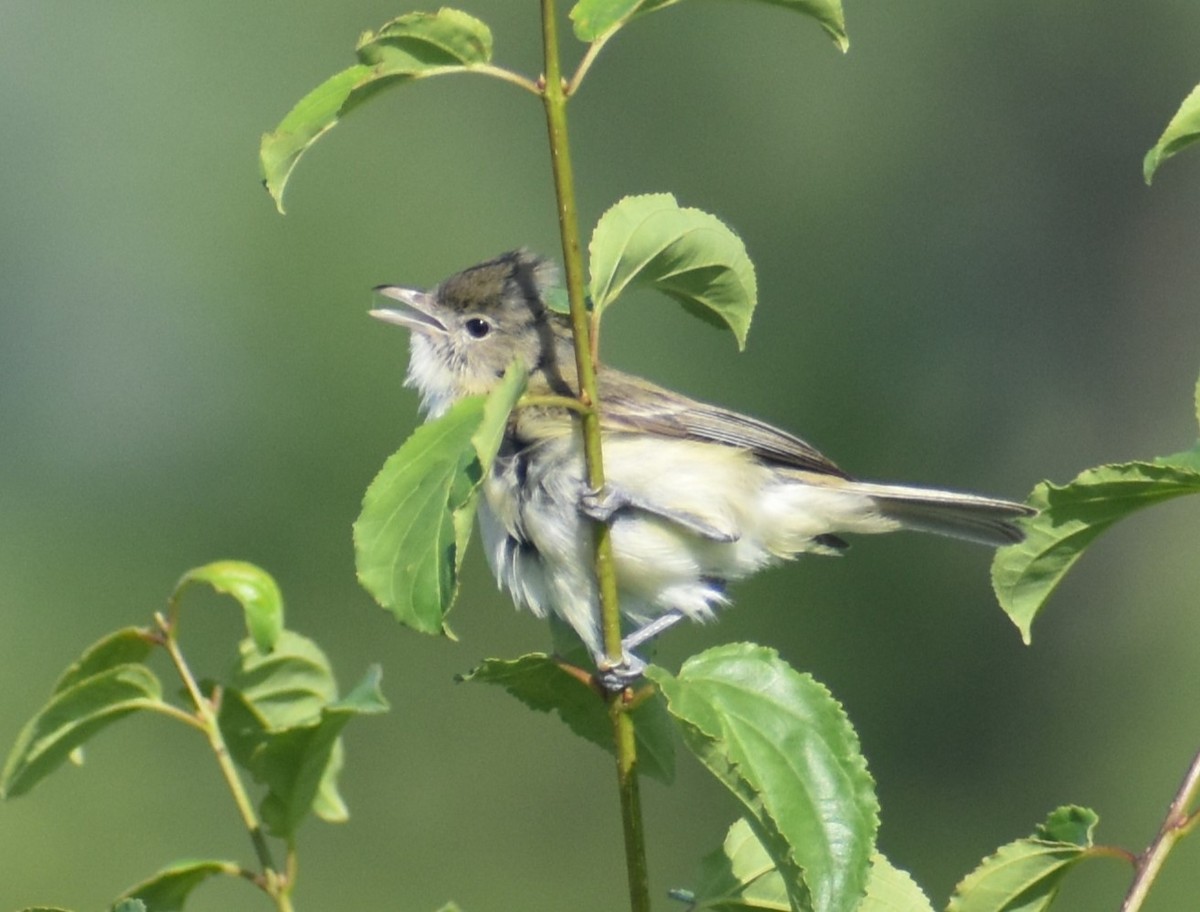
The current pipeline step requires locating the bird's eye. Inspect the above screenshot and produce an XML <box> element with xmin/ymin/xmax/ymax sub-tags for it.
<box><xmin>464</xmin><ymin>317</ymin><xmax>491</xmax><ymax>339</ymax></box>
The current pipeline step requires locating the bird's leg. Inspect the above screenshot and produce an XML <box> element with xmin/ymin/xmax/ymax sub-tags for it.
<box><xmin>622</xmin><ymin>608</ymin><xmax>686</xmax><ymax>652</ymax></box>
<box><xmin>592</xmin><ymin>608</ymin><xmax>687</xmax><ymax>694</ymax></box>
<box><xmin>579</xmin><ymin>483</ymin><xmax>739</xmax><ymax>543</ymax></box>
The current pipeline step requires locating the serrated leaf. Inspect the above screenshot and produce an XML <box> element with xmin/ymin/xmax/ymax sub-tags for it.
<box><xmin>354</xmin><ymin>364</ymin><xmax>526</xmax><ymax>636</ymax></box>
<box><xmin>683</xmin><ymin>819</ymin><xmax>931</xmax><ymax>912</ymax></box>
<box><xmin>116</xmin><ymin>859</ymin><xmax>240</xmax><ymax>912</ymax></box>
<box><xmin>459</xmin><ymin>653</ymin><xmax>675</xmax><ymax>783</ymax></box>
<box><xmin>1144</xmin><ymin>83</ymin><xmax>1200</xmax><ymax>185</ymax></box>
<box><xmin>650</xmin><ymin>644</ymin><xmax>878</xmax><ymax>912</ymax></box>
<box><xmin>254</xmin><ymin>665</ymin><xmax>388</xmax><ymax>839</ymax></box>
<box><xmin>947</xmin><ymin>806</ymin><xmax>1097</xmax><ymax>912</ymax></box>
<box><xmin>991</xmin><ymin>461</ymin><xmax>1200</xmax><ymax>643</ymax></box>
<box><xmin>570</xmin><ymin>0</ymin><xmax>847</xmax><ymax>52</ymax></box>
<box><xmin>173</xmin><ymin>560</ymin><xmax>284</xmax><ymax>653</ymax></box>
<box><xmin>53</xmin><ymin>627</ymin><xmax>154</xmax><ymax>694</ymax></box>
<box><xmin>261</xmin><ymin>9</ymin><xmax>494</xmax><ymax>212</ymax></box>
<box><xmin>588</xmin><ymin>194</ymin><xmax>757</xmax><ymax>349</ymax></box>
<box><xmin>3</xmin><ymin>665</ymin><xmax>164</xmax><ymax>798</ymax></box>
<box><xmin>858</xmin><ymin>854</ymin><xmax>934</xmax><ymax>912</ymax></box>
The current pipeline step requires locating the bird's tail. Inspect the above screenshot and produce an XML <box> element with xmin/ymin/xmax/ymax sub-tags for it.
<box><xmin>847</xmin><ymin>481</ymin><xmax>1035</xmax><ymax>547</ymax></box>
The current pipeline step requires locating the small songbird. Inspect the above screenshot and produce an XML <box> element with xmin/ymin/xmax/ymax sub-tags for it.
<box><xmin>372</xmin><ymin>250</ymin><xmax>1034</xmax><ymax>683</ymax></box>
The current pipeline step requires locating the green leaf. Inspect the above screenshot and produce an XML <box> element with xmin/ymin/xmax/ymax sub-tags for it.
<box><xmin>3</xmin><ymin>665</ymin><xmax>163</xmax><ymax>798</ymax></box>
<box><xmin>254</xmin><ymin>666</ymin><xmax>388</xmax><ymax>839</ymax></box>
<box><xmin>589</xmin><ymin>193</ymin><xmax>757</xmax><ymax>348</ymax></box>
<box><xmin>354</xmin><ymin>364</ymin><xmax>526</xmax><ymax>636</ymax></box>
<box><xmin>52</xmin><ymin>627</ymin><xmax>154</xmax><ymax>694</ymax></box>
<box><xmin>261</xmin><ymin>9</ymin><xmax>494</xmax><ymax>212</ymax></box>
<box><xmin>858</xmin><ymin>855</ymin><xmax>935</xmax><ymax>912</ymax></box>
<box><xmin>681</xmin><ymin>819</ymin><xmax>931</xmax><ymax>912</ymax></box>
<box><xmin>459</xmin><ymin>653</ymin><xmax>675</xmax><ymax>784</ymax></box>
<box><xmin>116</xmin><ymin>860</ymin><xmax>240</xmax><ymax>912</ymax></box>
<box><xmin>991</xmin><ymin>460</ymin><xmax>1200</xmax><ymax>643</ymax></box>
<box><xmin>228</xmin><ymin>629</ymin><xmax>338</xmax><ymax>729</ymax></box>
<box><xmin>1144</xmin><ymin>83</ymin><xmax>1200</xmax><ymax>185</ymax></box>
<box><xmin>173</xmin><ymin>560</ymin><xmax>284</xmax><ymax>653</ymax></box>
<box><xmin>217</xmin><ymin>632</ymin><xmax>386</xmax><ymax>835</ymax></box>
<box><xmin>948</xmin><ymin>806</ymin><xmax>1097</xmax><ymax>912</ymax></box>
<box><xmin>570</xmin><ymin>0</ymin><xmax>848</xmax><ymax>52</ymax></box>
<box><xmin>113</xmin><ymin>904</ymin><xmax>147</xmax><ymax>912</ymax></box>
<box><xmin>650</xmin><ymin>644</ymin><xmax>878</xmax><ymax>912</ymax></box>
<box><xmin>17</xmin><ymin>908</ymin><xmax>76</xmax><ymax>911</ymax></box>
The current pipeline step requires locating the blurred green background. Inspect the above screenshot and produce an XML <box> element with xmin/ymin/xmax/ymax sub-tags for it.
<box><xmin>3</xmin><ymin>2</ymin><xmax>1200</xmax><ymax>910</ymax></box>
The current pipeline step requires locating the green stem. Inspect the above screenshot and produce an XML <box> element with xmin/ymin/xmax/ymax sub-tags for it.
<box><xmin>539</xmin><ymin>0</ymin><xmax>622</xmax><ymax>676</ymax></box>
<box><xmin>1121</xmin><ymin>746</ymin><xmax>1200</xmax><ymax>912</ymax></box>
<box><xmin>539</xmin><ymin>5</ymin><xmax>650</xmax><ymax>912</ymax></box>
<box><xmin>154</xmin><ymin>612</ymin><xmax>290</xmax><ymax>906</ymax></box>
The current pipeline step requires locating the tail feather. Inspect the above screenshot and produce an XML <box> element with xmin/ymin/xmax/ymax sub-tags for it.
<box><xmin>848</xmin><ymin>482</ymin><xmax>1035</xmax><ymax>547</ymax></box>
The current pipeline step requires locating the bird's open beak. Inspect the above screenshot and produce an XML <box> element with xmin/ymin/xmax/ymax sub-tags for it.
<box><xmin>370</xmin><ymin>287</ymin><xmax>448</xmax><ymax>335</ymax></box>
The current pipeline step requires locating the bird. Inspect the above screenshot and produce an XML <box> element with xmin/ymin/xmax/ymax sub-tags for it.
<box><xmin>371</xmin><ymin>250</ymin><xmax>1034</xmax><ymax>685</ymax></box>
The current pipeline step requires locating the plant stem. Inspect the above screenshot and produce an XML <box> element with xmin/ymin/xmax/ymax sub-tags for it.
<box><xmin>539</xmin><ymin>5</ymin><xmax>650</xmax><ymax>912</ymax></box>
<box><xmin>154</xmin><ymin>612</ymin><xmax>291</xmax><ymax>908</ymax></box>
<box><xmin>538</xmin><ymin>0</ymin><xmax>624</xmax><ymax>671</ymax></box>
<box><xmin>1121</xmin><ymin>745</ymin><xmax>1200</xmax><ymax>912</ymax></box>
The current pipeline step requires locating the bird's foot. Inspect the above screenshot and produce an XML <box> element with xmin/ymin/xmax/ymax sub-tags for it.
<box><xmin>593</xmin><ymin>651</ymin><xmax>648</xmax><ymax>694</ymax></box>
<box><xmin>579</xmin><ymin>483</ymin><xmax>628</xmax><ymax>523</ymax></box>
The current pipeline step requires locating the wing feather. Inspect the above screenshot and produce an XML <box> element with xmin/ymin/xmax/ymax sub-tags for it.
<box><xmin>596</xmin><ymin>368</ymin><xmax>848</xmax><ymax>477</ymax></box>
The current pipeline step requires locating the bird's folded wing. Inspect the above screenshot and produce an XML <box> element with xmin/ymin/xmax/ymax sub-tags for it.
<box><xmin>597</xmin><ymin>369</ymin><xmax>848</xmax><ymax>478</ymax></box>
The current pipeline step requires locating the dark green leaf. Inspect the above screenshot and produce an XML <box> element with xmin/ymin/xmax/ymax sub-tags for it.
<box><xmin>173</xmin><ymin>560</ymin><xmax>284</xmax><ymax>653</ymax></box>
<box><xmin>354</xmin><ymin>364</ymin><xmax>525</xmax><ymax>636</ymax></box>
<box><xmin>650</xmin><ymin>644</ymin><xmax>878</xmax><ymax>912</ymax></box>
<box><xmin>261</xmin><ymin>9</ymin><xmax>494</xmax><ymax>212</ymax></box>
<box><xmin>53</xmin><ymin>627</ymin><xmax>154</xmax><ymax>694</ymax></box>
<box><xmin>948</xmin><ymin>806</ymin><xmax>1097</xmax><ymax>912</ymax></box>
<box><xmin>1144</xmin><ymin>83</ymin><xmax>1200</xmax><ymax>185</ymax></box>
<box><xmin>570</xmin><ymin>0</ymin><xmax>847</xmax><ymax>51</ymax></box>
<box><xmin>3</xmin><ymin>665</ymin><xmax>163</xmax><ymax>798</ymax></box>
<box><xmin>116</xmin><ymin>860</ymin><xmax>240</xmax><ymax>912</ymax></box>
<box><xmin>254</xmin><ymin>666</ymin><xmax>388</xmax><ymax>838</ymax></box>
<box><xmin>459</xmin><ymin>653</ymin><xmax>675</xmax><ymax>783</ymax></box>
<box><xmin>683</xmin><ymin>819</ymin><xmax>932</xmax><ymax>912</ymax></box>
<box><xmin>991</xmin><ymin>461</ymin><xmax>1200</xmax><ymax>643</ymax></box>
<box><xmin>588</xmin><ymin>194</ymin><xmax>757</xmax><ymax>349</ymax></box>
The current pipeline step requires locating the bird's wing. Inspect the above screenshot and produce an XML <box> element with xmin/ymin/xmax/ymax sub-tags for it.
<box><xmin>596</xmin><ymin>368</ymin><xmax>849</xmax><ymax>478</ymax></box>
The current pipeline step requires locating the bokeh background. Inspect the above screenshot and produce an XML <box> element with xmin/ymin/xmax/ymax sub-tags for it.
<box><xmin>3</xmin><ymin>2</ymin><xmax>1199</xmax><ymax>910</ymax></box>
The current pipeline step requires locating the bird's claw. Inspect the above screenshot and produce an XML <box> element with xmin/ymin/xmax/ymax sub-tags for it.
<box><xmin>579</xmin><ymin>483</ymin><xmax>627</xmax><ymax>523</ymax></box>
<box><xmin>594</xmin><ymin>652</ymin><xmax>647</xmax><ymax>694</ymax></box>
